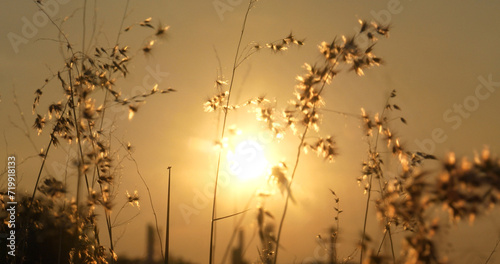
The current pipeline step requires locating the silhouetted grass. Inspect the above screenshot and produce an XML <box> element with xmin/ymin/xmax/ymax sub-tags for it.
<box><xmin>204</xmin><ymin>5</ymin><xmax>500</xmax><ymax>264</ymax></box>
<box><xmin>1</xmin><ymin>1</ymin><xmax>173</xmax><ymax>264</ymax></box>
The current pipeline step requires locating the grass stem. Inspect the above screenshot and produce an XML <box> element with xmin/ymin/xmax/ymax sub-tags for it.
<box><xmin>209</xmin><ymin>1</ymin><xmax>255</xmax><ymax>263</ymax></box>
<box><xmin>485</xmin><ymin>238</ymin><xmax>500</xmax><ymax>264</ymax></box>
<box><xmin>165</xmin><ymin>166</ymin><xmax>172</xmax><ymax>264</ymax></box>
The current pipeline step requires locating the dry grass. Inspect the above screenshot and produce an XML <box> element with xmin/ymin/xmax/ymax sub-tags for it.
<box><xmin>203</xmin><ymin>3</ymin><xmax>500</xmax><ymax>264</ymax></box>
<box><xmin>1</xmin><ymin>1</ymin><xmax>173</xmax><ymax>263</ymax></box>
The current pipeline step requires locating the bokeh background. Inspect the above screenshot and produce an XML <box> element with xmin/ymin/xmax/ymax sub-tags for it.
<box><xmin>1</xmin><ymin>0</ymin><xmax>500</xmax><ymax>263</ymax></box>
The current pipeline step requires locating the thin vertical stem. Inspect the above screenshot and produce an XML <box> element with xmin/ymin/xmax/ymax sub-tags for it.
<box><xmin>115</xmin><ymin>0</ymin><xmax>130</xmax><ymax>45</ymax></box>
<box><xmin>130</xmin><ymin>155</ymin><xmax>164</xmax><ymax>259</ymax></box>
<box><xmin>330</xmin><ymin>226</ymin><xmax>337</xmax><ymax>264</ymax></box>
<box><xmin>31</xmin><ymin>139</ymin><xmax>53</xmax><ymax>204</ymax></box>
<box><xmin>273</xmin><ymin>64</ymin><xmax>333</xmax><ymax>264</ymax></box>
<box><xmin>273</xmin><ymin>126</ymin><xmax>309</xmax><ymax>264</ymax></box>
<box><xmin>376</xmin><ymin>173</ymin><xmax>396</xmax><ymax>263</ymax></box>
<box><xmin>209</xmin><ymin>1</ymin><xmax>254</xmax><ymax>263</ymax></box>
<box><xmin>165</xmin><ymin>166</ymin><xmax>172</xmax><ymax>264</ymax></box>
<box><xmin>360</xmin><ymin>93</ymin><xmax>394</xmax><ymax>263</ymax></box>
<box><xmin>485</xmin><ymin>238</ymin><xmax>500</xmax><ymax>264</ymax></box>
<box><xmin>376</xmin><ymin>231</ymin><xmax>387</xmax><ymax>256</ymax></box>
<box><xmin>67</xmin><ymin>69</ymin><xmax>90</xmax><ymax>238</ymax></box>
<box><xmin>106</xmin><ymin>212</ymin><xmax>115</xmax><ymax>263</ymax></box>
<box><xmin>360</xmin><ymin>173</ymin><xmax>373</xmax><ymax>263</ymax></box>
<box><xmin>82</xmin><ymin>0</ymin><xmax>87</xmax><ymax>62</ymax></box>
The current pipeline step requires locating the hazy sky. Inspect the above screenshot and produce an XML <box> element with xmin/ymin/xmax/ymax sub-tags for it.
<box><xmin>1</xmin><ymin>1</ymin><xmax>500</xmax><ymax>263</ymax></box>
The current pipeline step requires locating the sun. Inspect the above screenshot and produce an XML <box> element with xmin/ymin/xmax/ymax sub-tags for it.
<box><xmin>226</xmin><ymin>139</ymin><xmax>269</xmax><ymax>181</ymax></box>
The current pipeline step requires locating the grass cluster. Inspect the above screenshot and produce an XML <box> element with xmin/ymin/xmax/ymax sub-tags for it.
<box><xmin>2</xmin><ymin>1</ymin><xmax>174</xmax><ymax>263</ymax></box>
<box><xmin>203</xmin><ymin>1</ymin><xmax>500</xmax><ymax>264</ymax></box>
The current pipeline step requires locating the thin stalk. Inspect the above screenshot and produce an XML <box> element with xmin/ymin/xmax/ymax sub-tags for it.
<box><xmin>376</xmin><ymin>231</ymin><xmax>387</xmax><ymax>256</ymax></box>
<box><xmin>377</xmin><ymin>182</ymin><xmax>396</xmax><ymax>263</ymax></box>
<box><xmin>165</xmin><ymin>166</ymin><xmax>172</xmax><ymax>264</ymax></box>
<box><xmin>209</xmin><ymin>1</ymin><xmax>255</xmax><ymax>263</ymax></box>
<box><xmin>82</xmin><ymin>0</ymin><xmax>87</xmax><ymax>64</ymax></box>
<box><xmin>322</xmin><ymin>108</ymin><xmax>360</xmax><ymax>118</ymax></box>
<box><xmin>485</xmin><ymin>238</ymin><xmax>500</xmax><ymax>264</ymax></box>
<box><xmin>111</xmin><ymin>203</ymin><xmax>129</xmax><ymax>226</ymax></box>
<box><xmin>273</xmin><ymin>126</ymin><xmax>309</xmax><ymax>264</ymax></box>
<box><xmin>31</xmin><ymin>137</ymin><xmax>54</xmax><ymax>204</ymax></box>
<box><xmin>114</xmin><ymin>0</ymin><xmax>130</xmax><ymax>45</ymax></box>
<box><xmin>387</xmin><ymin>226</ymin><xmax>395</xmax><ymax>263</ymax></box>
<box><xmin>360</xmin><ymin>93</ymin><xmax>394</xmax><ymax>263</ymax></box>
<box><xmin>84</xmin><ymin>0</ymin><xmax>98</xmax><ymax>55</ymax></box>
<box><xmin>32</xmin><ymin>0</ymin><xmax>77</xmax><ymax>56</ymax></box>
<box><xmin>67</xmin><ymin>68</ymin><xmax>93</xmax><ymax>248</ymax></box>
<box><xmin>330</xmin><ymin>227</ymin><xmax>337</xmax><ymax>264</ymax></box>
<box><xmin>273</xmin><ymin>64</ymin><xmax>333</xmax><ymax>264</ymax></box>
<box><xmin>221</xmin><ymin>193</ymin><xmax>255</xmax><ymax>264</ymax></box>
<box><xmin>360</xmin><ymin>173</ymin><xmax>373</xmax><ymax>263</ymax></box>
<box><xmin>373</xmin><ymin>161</ymin><xmax>396</xmax><ymax>263</ymax></box>
<box><xmin>214</xmin><ymin>209</ymin><xmax>252</xmax><ymax>222</ymax></box>
<box><xmin>129</xmin><ymin>153</ymin><xmax>165</xmax><ymax>259</ymax></box>
<box><xmin>67</xmin><ymin>69</ymin><xmax>90</xmax><ymax>192</ymax></box>
<box><xmin>331</xmin><ymin>192</ymin><xmax>341</xmax><ymax>264</ymax></box>
<box><xmin>106</xmin><ymin>212</ymin><xmax>115</xmax><ymax>263</ymax></box>
<box><xmin>12</xmin><ymin>90</ymin><xmax>41</xmax><ymax>154</ymax></box>
<box><xmin>88</xmin><ymin>115</ymin><xmax>114</xmax><ymax>263</ymax></box>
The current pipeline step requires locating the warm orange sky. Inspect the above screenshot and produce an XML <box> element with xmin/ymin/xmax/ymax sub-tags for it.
<box><xmin>1</xmin><ymin>1</ymin><xmax>500</xmax><ymax>263</ymax></box>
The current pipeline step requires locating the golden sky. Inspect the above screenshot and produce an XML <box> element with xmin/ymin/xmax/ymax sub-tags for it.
<box><xmin>1</xmin><ymin>0</ymin><xmax>500</xmax><ymax>263</ymax></box>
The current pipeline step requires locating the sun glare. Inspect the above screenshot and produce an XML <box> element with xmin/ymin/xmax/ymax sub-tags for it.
<box><xmin>226</xmin><ymin>139</ymin><xmax>269</xmax><ymax>181</ymax></box>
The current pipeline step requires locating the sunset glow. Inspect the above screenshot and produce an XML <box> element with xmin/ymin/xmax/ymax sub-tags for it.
<box><xmin>226</xmin><ymin>139</ymin><xmax>269</xmax><ymax>181</ymax></box>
